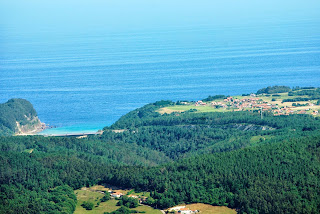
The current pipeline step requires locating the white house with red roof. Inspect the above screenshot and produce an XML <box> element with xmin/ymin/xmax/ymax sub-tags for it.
<box><xmin>111</xmin><ymin>192</ymin><xmax>123</xmax><ymax>198</ymax></box>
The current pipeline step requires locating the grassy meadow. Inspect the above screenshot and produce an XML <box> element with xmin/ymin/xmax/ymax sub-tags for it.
<box><xmin>74</xmin><ymin>186</ymin><xmax>160</xmax><ymax>214</ymax></box>
<box><xmin>157</xmin><ymin>105</ymin><xmax>231</xmax><ymax>114</ymax></box>
<box><xmin>185</xmin><ymin>203</ymin><xmax>236</xmax><ymax>214</ymax></box>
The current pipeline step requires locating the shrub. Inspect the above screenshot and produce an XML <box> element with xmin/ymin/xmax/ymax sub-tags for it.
<box><xmin>81</xmin><ymin>201</ymin><xmax>94</xmax><ymax>210</ymax></box>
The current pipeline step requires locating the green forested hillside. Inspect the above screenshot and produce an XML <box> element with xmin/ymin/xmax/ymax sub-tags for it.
<box><xmin>105</xmin><ymin>134</ymin><xmax>320</xmax><ymax>213</ymax></box>
<box><xmin>102</xmin><ymin>102</ymin><xmax>320</xmax><ymax>159</ymax></box>
<box><xmin>0</xmin><ymin>98</ymin><xmax>42</xmax><ymax>136</ymax></box>
<box><xmin>0</xmin><ymin>134</ymin><xmax>169</xmax><ymax>214</ymax></box>
<box><xmin>1</xmin><ymin>99</ymin><xmax>320</xmax><ymax>213</ymax></box>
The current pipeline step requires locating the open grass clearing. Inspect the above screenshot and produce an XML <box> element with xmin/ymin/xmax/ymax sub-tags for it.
<box><xmin>168</xmin><ymin>203</ymin><xmax>236</xmax><ymax>214</ymax></box>
<box><xmin>74</xmin><ymin>186</ymin><xmax>160</xmax><ymax>214</ymax></box>
<box><xmin>157</xmin><ymin>105</ymin><xmax>231</xmax><ymax>114</ymax></box>
<box><xmin>132</xmin><ymin>205</ymin><xmax>162</xmax><ymax>214</ymax></box>
<box><xmin>74</xmin><ymin>189</ymin><xmax>106</xmax><ymax>214</ymax></box>
<box><xmin>23</xmin><ymin>148</ymin><xmax>34</xmax><ymax>153</ymax></box>
<box><xmin>185</xmin><ymin>203</ymin><xmax>236</xmax><ymax>214</ymax></box>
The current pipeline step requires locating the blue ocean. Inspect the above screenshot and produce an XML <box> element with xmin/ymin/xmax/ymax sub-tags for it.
<box><xmin>1</xmin><ymin>21</ymin><xmax>320</xmax><ymax>134</ymax></box>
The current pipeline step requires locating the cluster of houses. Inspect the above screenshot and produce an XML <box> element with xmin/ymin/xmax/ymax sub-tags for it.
<box><xmin>93</xmin><ymin>189</ymin><xmax>201</xmax><ymax>213</ymax></box>
<box><xmin>109</xmin><ymin>191</ymin><xmax>200</xmax><ymax>213</ymax></box>
<box><xmin>195</xmin><ymin>96</ymin><xmax>264</xmax><ymax>110</ymax></box>
<box><xmin>193</xmin><ymin>95</ymin><xmax>319</xmax><ymax>116</ymax></box>
<box><xmin>195</xmin><ymin>100</ymin><xmax>207</xmax><ymax>106</ymax></box>
<box><xmin>109</xmin><ymin>191</ymin><xmax>147</xmax><ymax>203</ymax></box>
<box><xmin>273</xmin><ymin>108</ymin><xmax>318</xmax><ymax>116</ymax></box>
<box><xmin>168</xmin><ymin>206</ymin><xmax>199</xmax><ymax>214</ymax></box>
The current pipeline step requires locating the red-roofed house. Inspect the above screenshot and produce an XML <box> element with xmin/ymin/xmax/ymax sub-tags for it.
<box><xmin>111</xmin><ymin>192</ymin><xmax>123</xmax><ymax>198</ymax></box>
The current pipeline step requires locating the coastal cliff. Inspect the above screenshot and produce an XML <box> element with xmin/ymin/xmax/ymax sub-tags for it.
<box><xmin>0</xmin><ymin>98</ymin><xmax>45</xmax><ymax>136</ymax></box>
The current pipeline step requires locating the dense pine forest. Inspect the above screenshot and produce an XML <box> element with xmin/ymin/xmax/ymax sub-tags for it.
<box><xmin>1</xmin><ymin>94</ymin><xmax>320</xmax><ymax>213</ymax></box>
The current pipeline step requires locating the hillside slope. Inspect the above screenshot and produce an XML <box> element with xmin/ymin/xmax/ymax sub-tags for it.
<box><xmin>1</xmin><ymin>97</ymin><xmax>320</xmax><ymax>213</ymax></box>
<box><xmin>102</xmin><ymin>101</ymin><xmax>320</xmax><ymax>159</ymax></box>
<box><xmin>0</xmin><ymin>98</ymin><xmax>44</xmax><ymax>136</ymax></box>
<box><xmin>105</xmin><ymin>133</ymin><xmax>320</xmax><ymax>213</ymax></box>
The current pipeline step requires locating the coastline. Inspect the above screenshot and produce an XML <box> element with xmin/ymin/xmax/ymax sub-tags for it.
<box><xmin>38</xmin><ymin>124</ymin><xmax>105</xmax><ymax>137</ymax></box>
<box><xmin>15</xmin><ymin>122</ymin><xmax>47</xmax><ymax>136</ymax></box>
<box><xmin>40</xmin><ymin>131</ymin><xmax>103</xmax><ymax>137</ymax></box>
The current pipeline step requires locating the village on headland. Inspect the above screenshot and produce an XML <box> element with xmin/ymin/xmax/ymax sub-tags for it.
<box><xmin>158</xmin><ymin>86</ymin><xmax>320</xmax><ymax>117</ymax></box>
<box><xmin>74</xmin><ymin>185</ymin><xmax>236</xmax><ymax>214</ymax></box>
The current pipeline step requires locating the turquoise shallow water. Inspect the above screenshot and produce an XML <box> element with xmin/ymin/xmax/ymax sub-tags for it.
<box><xmin>39</xmin><ymin>124</ymin><xmax>105</xmax><ymax>135</ymax></box>
<box><xmin>1</xmin><ymin>22</ymin><xmax>320</xmax><ymax>134</ymax></box>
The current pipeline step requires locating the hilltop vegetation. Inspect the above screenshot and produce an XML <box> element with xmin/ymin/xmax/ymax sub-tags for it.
<box><xmin>0</xmin><ymin>98</ymin><xmax>43</xmax><ymax>136</ymax></box>
<box><xmin>99</xmin><ymin>102</ymin><xmax>320</xmax><ymax>213</ymax></box>
<box><xmin>0</xmin><ymin>89</ymin><xmax>320</xmax><ymax>214</ymax></box>
<box><xmin>256</xmin><ymin>85</ymin><xmax>291</xmax><ymax>94</ymax></box>
<box><xmin>103</xmin><ymin>104</ymin><xmax>319</xmax><ymax>159</ymax></box>
<box><xmin>104</xmin><ymin>133</ymin><xmax>320</xmax><ymax>213</ymax></box>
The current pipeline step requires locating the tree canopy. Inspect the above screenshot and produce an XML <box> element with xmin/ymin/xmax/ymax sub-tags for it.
<box><xmin>1</xmin><ymin>99</ymin><xmax>320</xmax><ymax>213</ymax></box>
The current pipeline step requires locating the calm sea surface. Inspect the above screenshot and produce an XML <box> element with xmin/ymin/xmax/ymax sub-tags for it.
<box><xmin>1</xmin><ymin>22</ymin><xmax>320</xmax><ymax>134</ymax></box>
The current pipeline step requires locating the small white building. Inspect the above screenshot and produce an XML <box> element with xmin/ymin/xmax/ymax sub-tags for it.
<box><xmin>178</xmin><ymin>208</ymin><xmax>192</xmax><ymax>214</ymax></box>
<box><xmin>169</xmin><ymin>206</ymin><xmax>186</xmax><ymax>212</ymax></box>
<box><xmin>111</xmin><ymin>192</ymin><xmax>123</xmax><ymax>198</ymax></box>
<box><xmin>178</xmin><ymin>208</ymin><xmax>198</xmax><ymax>214</ymax></box>
<box><xmin>169</xmin><ymin>206</ymin><xmax>198</xmax><ymax>214</ymax></box>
